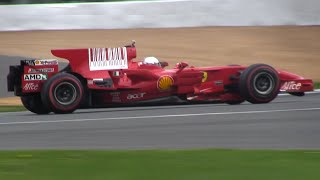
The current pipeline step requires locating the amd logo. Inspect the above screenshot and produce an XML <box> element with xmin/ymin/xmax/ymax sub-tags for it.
<box><xmin>24</xmin><ymin>74</ymin><xmax>48</xmax><ymax>81</ymax></box>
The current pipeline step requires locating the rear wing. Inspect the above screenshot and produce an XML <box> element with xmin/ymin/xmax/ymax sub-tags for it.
<box><xmin>7</xmin><ymin>45</ymin><xmax>137</xmax><ymax>96</ymax></box>
<box><xmin>51</xmin><ymin>46</ymin><xmax>137</xmax><ymax>79</ymax></box>
<box><xmin>7</xmin><ymin>59</ymin><xmax>59</xmax><ymax>95</ymax></box>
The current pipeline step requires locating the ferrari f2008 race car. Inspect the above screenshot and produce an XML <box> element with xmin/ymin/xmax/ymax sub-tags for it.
<box><xmin>7</xmin><ymin>42</ymin><xmax>314</xmax><ymax>114</ymax></box>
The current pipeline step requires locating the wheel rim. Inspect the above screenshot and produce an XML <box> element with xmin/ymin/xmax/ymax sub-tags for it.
<box><xmin>53</xmin><ymin>82</ymin><xmax>77</xmax><ymax>105</ymax></box>
<box><xmin>253</xmin><ymin>72</ymin><xmax>275</xmax><ymax>95</ymax></box>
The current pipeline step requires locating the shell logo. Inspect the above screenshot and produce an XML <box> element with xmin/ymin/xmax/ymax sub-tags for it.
<box><xmin>157</xmin><ymin>75</ymin><xmax>174</xmax><ymax>91</ymax></box>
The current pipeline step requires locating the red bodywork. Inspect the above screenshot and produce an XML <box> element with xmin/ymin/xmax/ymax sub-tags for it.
<box><xmin>21</xmin><ymin>46</ymin><xmax>313</xmax><ymax>106</ymax></box>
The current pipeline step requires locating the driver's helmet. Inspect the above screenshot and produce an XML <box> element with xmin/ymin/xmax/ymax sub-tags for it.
<box><xmin>143</xmin><ymin>57</ymin><xmax>161</xmax><ymax>66</ymax></box>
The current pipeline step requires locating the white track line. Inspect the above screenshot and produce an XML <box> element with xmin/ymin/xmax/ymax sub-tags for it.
<box><xmin>0</xmin><ymin>90</ymin><xmax>319</xmax><ymax>115</ymax></box>
<box><xmin>0</xmin><ymin>107</ymin><xmax>319</xmax><ymax>126</ymax></box>
<box><xmin>0</xmin><ymin>111</ymin><xmax>28</xmax><ymax>115</ymax></box>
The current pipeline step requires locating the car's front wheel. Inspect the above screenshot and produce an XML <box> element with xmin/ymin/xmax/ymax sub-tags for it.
<box><xmin>239</xmin><ymin>64</ymin><xmax>280</xmax><ymax>104</ymax></box>
<box><xmin>41</xmin><ymin>73</ymin><xmax>84</xmax><ymax>114</ymax></box>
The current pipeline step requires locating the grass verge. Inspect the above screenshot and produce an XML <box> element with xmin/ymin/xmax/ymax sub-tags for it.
<box><xmin>314</xmin><ymin>82</ymin><xmax>320</xmax><ymax>89</ymax></box>
<box><xmin>0</xmin><ymin>106</ymin><xmax>26</xmax><ymax>112</ymax></box>
<box><xmin>0</xmin><ymin>149</ymin><xmax>320</xmax><ymax>180</ymax></box>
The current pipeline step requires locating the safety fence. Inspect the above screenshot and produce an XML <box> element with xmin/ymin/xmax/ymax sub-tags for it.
<box><xmin>0</xmin><ymin>0</ymin><xmax>319</xmax><ymax>31</ymax></box>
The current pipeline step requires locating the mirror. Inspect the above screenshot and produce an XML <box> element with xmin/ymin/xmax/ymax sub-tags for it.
<box><xmin>160</xmin><ymin>61</ymin><xmax>169</xmax><ymax>68</ymax></box>
<box><xmin>178</xmin><ymin>62</ymin><xmax>189</xmax><ymax>69</ymax></box>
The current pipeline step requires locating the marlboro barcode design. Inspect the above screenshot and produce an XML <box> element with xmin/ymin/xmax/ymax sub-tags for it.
<box><xmin>88</xmin><ymin>47</ymin><xmax>128</xmax><ymax>71</ymax></box>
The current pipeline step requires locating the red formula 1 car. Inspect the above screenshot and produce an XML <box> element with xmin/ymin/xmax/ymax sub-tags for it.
<box><xmin>7</xmin><ymin>42</ymin><xmax>314</xmax><ymax>114</ymax></box>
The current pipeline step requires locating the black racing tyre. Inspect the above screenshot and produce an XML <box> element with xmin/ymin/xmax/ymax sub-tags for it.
<box><xmin>21</xmin><ymin>95</ymin><xmax>50</xmax><ymax>114</ymax></box>
<box><xmin>41</xmin><ymin>73</ymin><xmax>84</xmax><ymax>114</ymax></box>
<box><xmin>239</xmin><ymin>64</ymin><xmax>280</xmax><ymax>104</ymax></box>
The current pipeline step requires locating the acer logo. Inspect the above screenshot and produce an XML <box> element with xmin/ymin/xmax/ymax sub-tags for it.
<box><xmin>23</xmin><ymin>83</ymin><xmax>39</xmax><ymax>91</ymax></box>
<box><xmin>127</xmin><ymin>93</ymin><xmax>146</xmax><ymax>100</ymax></box>
<box><xmin>281</xmin><ymin>81</ymin><xmax>302</xmax><ymax>90</ymax></box>
<box><xmin>24</xmin><ymin>74</ymin><xmax>48</xmax><ymax>81</ymax></box>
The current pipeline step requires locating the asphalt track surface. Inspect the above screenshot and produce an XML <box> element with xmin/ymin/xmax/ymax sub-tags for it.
<box><xmin>0</xmin><ymin>92</ymin><xmax>319</xmax><ymax>150</ymax></box>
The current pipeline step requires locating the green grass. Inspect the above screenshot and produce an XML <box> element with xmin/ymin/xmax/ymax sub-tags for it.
<box><xmin>314</xmin><ymin>82</ymin><xmax>320</xmax><ymax>89</ymax></box>
<box><xmin>0</xmin><ymin>106</ymin><xmax>26</xmax><ymax>112</ymax></box>
<box><xmin>0</xmin><ymin>149</ymin><xmax>320</xmax><ymax>180</ymax></box>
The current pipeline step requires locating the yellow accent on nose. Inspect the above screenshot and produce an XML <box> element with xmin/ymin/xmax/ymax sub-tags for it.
<box><xmin>202</xmin><ymin>72</ymin><xmax>208</xmax><ymax>82</ymax></box>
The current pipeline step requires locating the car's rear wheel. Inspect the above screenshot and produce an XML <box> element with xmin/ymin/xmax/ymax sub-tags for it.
<box><xmin>41</xmin><ymin>73</ymin><xmax>84</xmax><ymax>114</ymax></box>
<box><xmin>21</xmin><ymin>95</ymin><xmax>50</xmax><ymax>114</ymax></box>
<box><xmin>239</xmin><ymin>64</ymin><xmax>280</xmax><ymax>104</ymax></box>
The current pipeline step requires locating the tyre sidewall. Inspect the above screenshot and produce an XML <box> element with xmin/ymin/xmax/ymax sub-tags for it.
<box><xmin>240</xmin><ymin>64</ymin><xmax>280</xmax><ymax>103</ymax></box>
<box><xmin>42</xmin><ymin>73</ymin><xmax>83</xmax><ymax>113</ymax></box>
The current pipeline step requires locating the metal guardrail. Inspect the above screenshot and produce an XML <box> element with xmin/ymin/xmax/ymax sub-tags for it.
<box><xmin>0</xmin><ymin>0</ymin><xmax>320</xmax><ymax>31</ymax></box>
<box><xmin>0</xmin><ymin>0</ymin><xmax>142</xmax><ymax>5</ymax></box>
